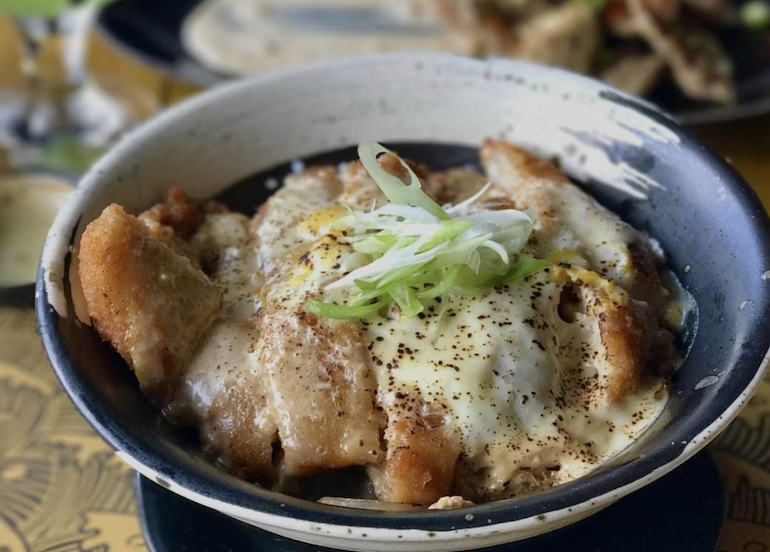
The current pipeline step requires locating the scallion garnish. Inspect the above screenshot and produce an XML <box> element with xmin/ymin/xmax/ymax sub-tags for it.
<box><xmin>305</xmin><ymin>298</ymin><xmax>387</xmax><ymax>320</ymax></box>
<box><xmin>305</xmin><ymin>143</ymin><xmax>551</xmax><ymax>320</ymax></box>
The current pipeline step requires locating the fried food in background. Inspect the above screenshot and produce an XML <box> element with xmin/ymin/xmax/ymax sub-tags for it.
<box><xmin>439</xmin><ymin>0</ymin><xmax>736</xmax><ymax>102</ymax></box>
<box><xmin>183</xmin><ymin>0</ymin><xmax>742</xmax><ymax>103</ymax></box>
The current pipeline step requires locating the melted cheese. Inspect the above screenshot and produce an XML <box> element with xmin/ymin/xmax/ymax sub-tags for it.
<box><xmin>363</xmin><ymin>275</ymin><xmax>666</xmax><ymax>489</ymax></box>
<box><xmin>171</xmin><ymin>213</ymin><xmax>262</xmax><ymax>421</ymax></box>
<box><xmin>288</xmin><ymin>204</ymin><xmax>668</xmax><ymax>493</ymax></box>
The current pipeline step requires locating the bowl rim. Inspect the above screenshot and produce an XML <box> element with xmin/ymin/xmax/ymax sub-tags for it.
<box><xmin>35</xmin><ymin>52</ymin><xmax>770</xmax><ymax>540</ymax></box>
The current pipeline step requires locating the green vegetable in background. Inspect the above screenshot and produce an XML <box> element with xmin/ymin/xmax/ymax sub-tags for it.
<box><xmin>0</xmin><ymin>0</ymin><xmax>116</xmax><ymax>18</ymax></box>
<box><xmin>741</xmin><ymin>0</ymin><xmax>770</xmax><ymax>30</ymax></box>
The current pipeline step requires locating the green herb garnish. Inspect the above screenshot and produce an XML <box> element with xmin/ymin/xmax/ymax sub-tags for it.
<box><xmin>741</xmin><ymin>0</ymin><xmax>770</xmax><ymax>30</ymax></box>
<box><xmin>305</xmin><ymin>143</ymin><xmax>551</xmax><ymax>319</ymax></box>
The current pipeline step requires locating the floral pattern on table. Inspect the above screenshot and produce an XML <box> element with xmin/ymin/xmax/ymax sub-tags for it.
<box><xmin>0</xmin><ymin>308</ymin><xmax>146</xmax><ymax>552</ymax></box>
<box><xmin>713</xmin><ymin>376</ymin><xmax>770</xmax><ymax>552</ymax></box>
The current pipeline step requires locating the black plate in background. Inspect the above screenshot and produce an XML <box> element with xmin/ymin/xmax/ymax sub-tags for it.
<box><xmin>96</xmin><ymin>0</ymin><xmax>226</xmax><ymax>87</ymax></box>
<box><xmin>96</xmin><ymin>0</ymin><xmax>770</xmax><ymax>124</ymax></box>
<box><xmin>138</xmin><ymin>451</ymin><xmax>725</xmax><ymax>552</ymax></box>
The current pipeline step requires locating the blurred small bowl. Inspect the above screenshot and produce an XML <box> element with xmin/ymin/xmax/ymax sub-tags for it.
<box><xmin>36</xmin><ymin>54</ymin><xmax>770</xmax><ymax>551</ymax></box>
<box><xmin>0</xmin><ymin>171</ymin><xmax>74</xmax><ymax>308</ymax></box>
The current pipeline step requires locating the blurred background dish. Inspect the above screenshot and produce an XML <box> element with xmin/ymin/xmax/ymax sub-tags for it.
<box><xmin>184</xmin><ymin>0</ymin><xmax>478</xmax><ymax>76</ymax></box>
<box><xmin>0</xmin><ymin>0</ymin><xmax>159</xmax><ymax>173</ymax></box>
<box><xmin>0</xmin><ymin>170</ymin><xmax>73</xmax><ymax>306</ymax></box>
<box><xmin>96</xmin><ymin>0</ymin><xmax>770</xmax><ymax>124</ymax></box>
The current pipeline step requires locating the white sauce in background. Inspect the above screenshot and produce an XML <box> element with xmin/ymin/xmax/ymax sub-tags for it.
<box><xmin>182</xmin><ymin>0</ymin><xmax>476</xmax><ymax>76</ymax></box>
<box><xmin>0</xmin><ymin>174</ymin><xmax>72</xmax><ymax>287</ymax></box>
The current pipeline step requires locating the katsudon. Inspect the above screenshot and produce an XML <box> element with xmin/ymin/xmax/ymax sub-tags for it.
<box><xmin>77</xmin><ymin>139</ymin><xmax>680</xmax><ymax>508</ymax></box>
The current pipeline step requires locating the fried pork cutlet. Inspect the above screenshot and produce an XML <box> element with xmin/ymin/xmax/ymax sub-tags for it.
<box><xmin>79</xmin><ymin>201</ymin><xmax>221</xmax><ymax>403</ymax></box>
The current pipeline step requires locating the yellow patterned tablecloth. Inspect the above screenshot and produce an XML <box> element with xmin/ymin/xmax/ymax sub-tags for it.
<box><xmin>0</xmin><ymin>309</ymin><xmax>146</xmax><ymax>552</ymax></box>
<box><xmin>2</xmin><ymin>19</ymin><xmax>770</xmax><ymax>552</ymax></box>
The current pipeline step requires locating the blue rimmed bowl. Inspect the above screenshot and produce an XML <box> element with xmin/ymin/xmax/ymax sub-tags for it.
<box><xmin>36</xmin><ymin>54</ymin><xmax>770</xmax><ymax>551</ymax></box>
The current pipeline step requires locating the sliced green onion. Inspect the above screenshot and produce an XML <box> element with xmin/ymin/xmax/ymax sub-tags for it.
<box><xmin>388</xmin><ymin>285</ymin><xmax>424</xmax><ymax>318</ymax></box>
<box><xmin>500</xmin><ymin>257</ymin><xmax>552</xmax><ymax>284</ymax></box>
<box><xmin>353</xmin><ymin>278</ymin><xmax>379</xmax><ymax>291</ymax></box>
<box><xmin>417</xmin><ymin>266</ymin><xmax>463</xmax><ymax>299</ymax></box>
<box><xmin>306</xmin><ymin>143</ymin><xmax>550</xmax><ymax>320</ymax></box>
<box><xmin>417</xmin><ymin>219</ymin><xmax>474</xmax><ymax>253</ymax></box>
<box><xmin>375</xmin><ymin>261</ymin><xmax>432</xmax><ymax>289</ymax></box>
<box><xmin>305</xmin><ymin>298</ymin><xmax>386</xmax><ymax>320</ymax></box>
<box><xmin>358</xmin><ymin>142</ymin><xmax>449</xmax><ymax>220</ymax></box>
<box><xmin>480</xmin><ymin>240</ymin><xmax>509</xmax><ymax>264</ymax></box>
<box><xmin>351</xmin><ymin>234</ymin><xmax>396</xmax><ymax>255</ymax></box>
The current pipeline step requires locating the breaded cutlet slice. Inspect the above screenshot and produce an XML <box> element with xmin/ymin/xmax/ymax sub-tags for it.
<box><xmin>79</xmin><ymin>204</ymin><xmax>221</xmax><ymax>402</ymax></box>
<box><xmin>481</xmin><ymin>138</ymin><xmax>671</xmax><ymax>313</ymax></box>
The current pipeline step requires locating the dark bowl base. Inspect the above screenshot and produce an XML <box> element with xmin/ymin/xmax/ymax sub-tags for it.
<box><xmin>137</xmin><ymin>451</ymin><xmax>725</xmax><ymax>552</ymax></box>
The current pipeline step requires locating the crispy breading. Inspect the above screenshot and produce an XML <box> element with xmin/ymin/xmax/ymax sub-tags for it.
<box><xmin>425</xmin><ymin>167</ymin><xmax>489</xmax><ymax>205</ymax></box>
<box><xmin>137</xmin><ymin>187</ymin><xmax>209</xmax><ymax>264</ymax></box>
<box><xmin>481</xmin><ymin>139</ymin><xmax>670</xmax><ymax>310</ymax></box>
<box><xmin>255</xmin><ymin>158</ymin><xmax>469</xmax><ymax>492</ymax></box>
<box><xmin>552</xmin><ymin>265</ymin><xmax>675</xmax><ymax>403</ymax></box>
<box><xmin>482</xmin><ymin>140</ymin><xmax>677</xmax><ymax>402</ymax></box>
<box><xmin>167</xmin><ymin>211</ymin><xmax>279</xmax><ymax>481</ymax></box>
<box><xmin>203</xmin><ymin>380</ymin><xmax>277</xmax><ymax>479</ymax></box>
<box><xmin>79</xmin><ymin>141</ymin><xmax>679</xmax><ymax>503</ymax></box>
<box><xmin>251</xmin><ymin>167</ymin><xmax>385</xmax><ymax>476</ymax></box>
<box><xmin>254</xmin><ymin>303</ymin><xmax>384</xmax><ymax>477</ymax></box>
<box><xmin>79</xmin><ymin>204</ymin><xmax>222</xmax><ymax>402</ymax></box>
<box><xmin>369</xmin><ymin>409</ymin><xmax>461</xmax><ymax>505</ymax></box>
<box><xmin>597</xmin><ymin>297</ymin><xmax>675</xmax><ymax>401</ymax></box>
<box><xmin>139</xmin><ymin>187</ymin><xmax>205</xmax><ymax>240</ymax></box>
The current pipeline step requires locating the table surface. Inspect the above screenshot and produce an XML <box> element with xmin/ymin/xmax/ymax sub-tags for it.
<box><xmin>1</xmin><ymin>15</ymin><xmax>770</xmax><ymax>552</ymax></box>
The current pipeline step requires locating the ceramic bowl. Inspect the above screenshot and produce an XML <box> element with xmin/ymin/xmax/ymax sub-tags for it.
<box><xmin>36</xmin><ymin>54</ymin><xmax>770</xmax><ymax>552</ymax></box>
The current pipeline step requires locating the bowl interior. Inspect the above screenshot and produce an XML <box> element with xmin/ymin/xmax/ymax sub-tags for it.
<box><xmin>37</xmin><ymin>54</ymin><xmax>770</xmax><ymax>531</ymax></box>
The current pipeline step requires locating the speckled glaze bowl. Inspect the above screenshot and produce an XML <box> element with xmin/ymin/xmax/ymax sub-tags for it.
<box><xmin>37</xmin><ymin>54</ymin><xmax>770</xmax><ymax>551</ymax></box>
